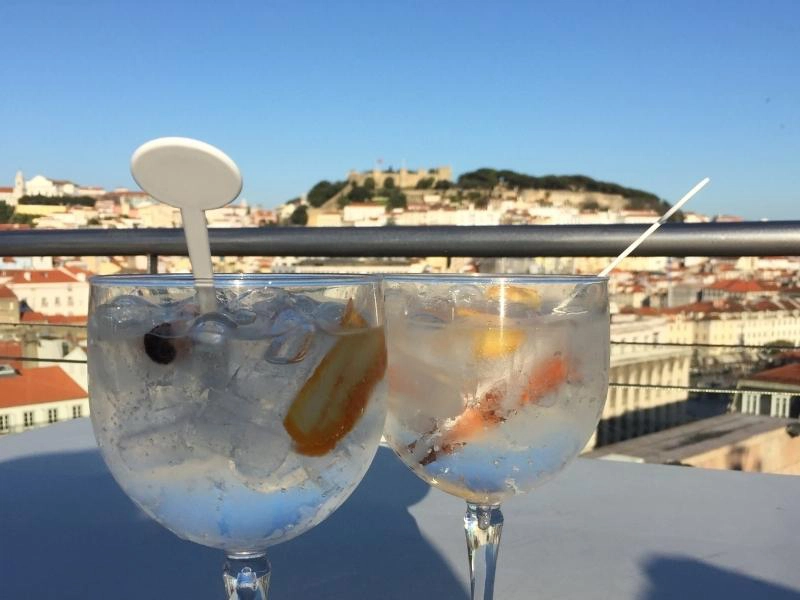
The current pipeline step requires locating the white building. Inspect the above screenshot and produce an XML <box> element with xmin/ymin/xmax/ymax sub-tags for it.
<box><xmin>0</xmin><ymin>186</ymin><xmax>13</xmax><ymax>204</ymax></box>
<box><xmin>206</xmin><ymin>201</ymin><xmax>251</xmax><ymax>228</ymax></box>
<box><xmin>736</xmin><ymin>364</ymin><xmax>800</xmax><ymax>419</ymax></box>
<box><xmin>0</xmin><ymin>365</ymin><xmax>89</xmax><ymax>435</ymax></box>
<box><xmin>391</xmin><ymin>207</ymin><xmax>503</xmax><ymax>226</ymax></box>
<box><xmin>693</xmin><ymin>299</ymin><xmax>800</xmax><ymax>364</ymax></box>
<box><xmin>343</xmin><ymin>202</ymin><xmax>386</xmax><ymax>224</ymax></box>
<box><xmin>23</xmin><ymin>175</ymin><xmax>78</xmax><ymax>197</ymax></box>
<box><xmin>0</xmin><ymin>268</ymin><xmax>90</xmax><ymax>316</ymax></box>
<box><xmin>626</xmin><ymin>298</ymin><xmax>800</xmax><ymax>367</ymax></box>
<box><xmin>591</xmin><ymin>315</ymin><xmax>693</xmax><ymax>448</ymax></box>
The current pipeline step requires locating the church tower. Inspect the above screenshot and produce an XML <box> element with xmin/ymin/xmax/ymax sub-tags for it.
<box><xmin>11</xmin><ymin>170</ymin><xmax>25</xmax><ymax>205</ymax></box>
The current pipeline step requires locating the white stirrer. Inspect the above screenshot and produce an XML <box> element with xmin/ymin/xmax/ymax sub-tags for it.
<box><xmin>131</xmin><ymin>137</ymin><xmax>242</xmax><ymax>311</ymax></box>
<box><xmin>598</xmin><ymin>177</ymin><xmax>710</xmax><ymax>277</ymax></box>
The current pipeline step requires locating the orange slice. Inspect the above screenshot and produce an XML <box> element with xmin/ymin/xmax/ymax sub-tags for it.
<box><xmin>519</xmin><ymin>355</ymin><xmax>568</xmax><ymax>406</ymax></box>
<box><xmin>472</xmin><ymin>327</ymin><xmax>525</xmax><ymax>359</ymax></box>
<box><xmin>420</xmin><ymin>355</ymin><xmax>569</xmax><ymax>465</ymax></box>
<box><xmin>283</xmin><ymin>300</ymin><xmax>387</xmax><ymax>456</ymax></box>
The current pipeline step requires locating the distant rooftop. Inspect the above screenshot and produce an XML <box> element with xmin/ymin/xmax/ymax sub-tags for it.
<box><xmin>746</xmin><ymin>363</ymin><xmax>800</xmax><ymax>386</ymax></box>
<box><xmin>587</xmin><ymin>413</ymin><xmax>793</xmax><ymax>465</ymax></box>
<box><xmin>0</xmin><ymin>366</ymin><xmax>87</xmax><ymax>409</ymax></box>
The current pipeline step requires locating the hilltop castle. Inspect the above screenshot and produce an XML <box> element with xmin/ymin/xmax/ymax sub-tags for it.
<box><xmin>347</xmin><ymin>166</ymin><xmax>452</xmax><ymax>189</ymax></box>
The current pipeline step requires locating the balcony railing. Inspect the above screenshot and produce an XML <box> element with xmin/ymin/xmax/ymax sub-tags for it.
<box><xmin>2</xmin><ymin>221</ymin><xmax>800</xmax><ymax>262</ymax></box>
<box><xmin>2</xmin><ymin>221</ymin><xmax>800</xmax><ymax>444</ymax></box>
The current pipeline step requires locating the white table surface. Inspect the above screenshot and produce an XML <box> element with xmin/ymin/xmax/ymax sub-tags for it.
<box><xmin>1</xmin><ymin>419</ymin><xmax>799</xmax><ymax>600</ymax></box>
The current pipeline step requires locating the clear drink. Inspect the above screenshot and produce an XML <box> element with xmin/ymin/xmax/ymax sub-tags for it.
<box><xmin>88</xmin><ymin>275</ymin><xmax>387</xmax><ymax>569</ymax></box>
<box><xmin>382</xmin><ymin>275</ymin><xmax>609</xmax><ymax>599</ymax></box>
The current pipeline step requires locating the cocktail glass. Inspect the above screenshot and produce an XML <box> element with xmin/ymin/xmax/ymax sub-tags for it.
<box><xmin>88</xmin><ymin>273</ymin><xmax>387</xmax><ymax>599</ymax></box>
<box><xmin>383</xmin><ymin>275</ymin><xmax>609</xmax><ymax>600</ymax></box>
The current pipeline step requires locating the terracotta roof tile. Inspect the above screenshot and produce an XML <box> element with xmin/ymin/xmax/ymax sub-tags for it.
<box><xmin>19</xmin><ymin>312</ymin><xmax>85</xmax><ymax>325</ymax></box>
<box><xmin>0</xmin><ymin>366</ymin><xmax>86</xmax><ymax>409</ymax></box>
<box><xmin>748</xmin><ymin>363</ymin><xmax>800</xmax><ymax>386</ymax></box>
<box><xmin>0</xmin><ymin>269</ymin><xmax>79</xmax><ymax>284</ymax></box>
<box><xmin>0</xmin><ymin>341</ymin><xmax>22</xmax><ymax>371</ymax></box>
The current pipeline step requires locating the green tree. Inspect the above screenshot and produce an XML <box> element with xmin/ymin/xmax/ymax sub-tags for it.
<box><xmin>385</xmin><ymin>190</ymin><xmax>407</xmax><ymax>211</ymax></box>
<box><xmin>347</xmin><ymin>186</ymin><xmax>372</xmax><ymax>202</ymax></box>
<box><xmin>0</xmin><ymin>201</ymin><xmax>37</xmax><ymax>226</ymax></box>
<box><xmin>87</xmin><ymin>217</ymin><xmax>101</xmax><ymax>226</ymax></box>
<box><xmin>384</xmin><ymin>176</ymin><xmax>395</xmax><ymax>190</ymax></box>
<box><xmin>18</xmin><ymin>194</ymin><xmax>94</xmax><ymax>207</ymax></box>
<box><xmin>467</xmin><ymin>191</ymin><xmax>488</xmax><ymax>208</ymax></box>
<box><xmin>580</xmin><ymin>200</ymin><xmax>600</xmax><ymax>211</ymax></box>
<box><xmin>434</xmin><ymin>180</ymin><xmax>452</xmax><ymax>190</ymax></box>
<box><xmin>307</xmin><ymin>180</ymin><xmax>346</xmax><ymax>208</ymax></box>
<box><xmin>456</xmin><ymin>168</ymin><xmax>663</xmax><ymax>210</ymax></box>
<box><xmin>416</xmin><ymin>177</ymin><xmax>435</xmax><ymax>190</ymax></box>
<box><xmin>0</xmin><ymin>201</ymin><xmax>13</xmax><ymax>223</ymax></box>
<box><xmin>765</xmin><ymin>340</ymin><xmax>795</xmax><ymax>354</ymax></box>
<box><xmin>289</xmin><ymin>205</ymin><xmax>308</xmax><ymax>226</ymax></box>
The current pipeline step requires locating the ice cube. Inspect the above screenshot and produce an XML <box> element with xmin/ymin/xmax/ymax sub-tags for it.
<box><xmin>231</xmin><ymin>420</ymin><xmax>292</xmax><ymax>481</ymax></box>
<box><xmin>268</xmin><ymin>308</ymin><xmax>309</xmax><ymax>336</ymax></box>
<box><xmin>231</xmin><ymin>294</ymin><xmax>301</xmax><ymax>340</ymax></box>
<box><xmin>264</xmin><ymin>322</ymin><xmax>314</xmax><ymax>364</ymax></box>
<box><xmin>117</xmin><ymin>421</ymin><xmax>198</xmax><ymax>472</ymax></box>
<box><xmin>313</xmin><ymin>301</ymin><xmax>347</xmax><ymax>334</ymax></box>
<box><xmin>230</xmin><ymin>308</ymin><xmax>257</xmax><ymax>325</ymax></box>
<box><xmin>234</xmin><ymin>288</ymin><xmax>291</xmax><ymax>311</ymax></box>
<box><xmin>388</xmin><ymin>347</ymin><xmax>463</xmax><ymax>421</ymax></box>
<box><xmin>288</xmin><ymin>293</ymin><xmax>319</xmax><ymax>316</ymax></box>
<box><xmin>406</xmin><ymin>294</ymin><xmax>455</xmax><ymax>329</ymax></box>
<box><xmin>184</xmin><ymin>400</ymin><xmax>240</xmax><ymax>457</ymax></box>
<box><xmin>184</xmin><ymin>390</ymin><xmax>291</xmax><ymax>481</ymax></box>
<box><xmin>186</xmin><ymin>313</ymin><xmax>237</xmax><ymax>388</ymax></box>
<box><xmin>448</xmin><ymin>284</ymin><xmax>485</xmax><ymax>310</ymax></box>
<box><xmin>190</xmin><ymin>312</ymin><xmax>237</xmax><ymax>345</ymax></box>
<box><xmin>91</xmin><ymin>295</ymin><xmax>164</xmax><ymax>340</ymax></box>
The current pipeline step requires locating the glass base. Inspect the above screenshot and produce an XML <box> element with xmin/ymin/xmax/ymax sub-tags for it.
<box><xmin>223</xmin><ymin>553</ymin><xmax>271</xmax><ymax>600</ymax></box>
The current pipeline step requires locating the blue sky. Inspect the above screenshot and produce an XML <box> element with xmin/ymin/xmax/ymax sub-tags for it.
<box><xmin>1</xmin><ymin>0</ymin><xmax>798</xmax><ymax>219</ymax></box>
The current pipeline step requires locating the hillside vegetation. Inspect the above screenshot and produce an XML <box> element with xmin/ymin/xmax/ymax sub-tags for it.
<box><xmin>303</xmin><ymin>168</ymin><xmax>670</xmax><ymax>213</ymax></box>
<box><xmin>457</xmin><ymin>168</ymin><xmax>667</xmax><ymax>211</ymax></box>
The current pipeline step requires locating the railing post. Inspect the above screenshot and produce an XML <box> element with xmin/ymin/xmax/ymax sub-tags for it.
<box><xmin>148</xmin><ymin>254</ymin><xmax>158</xmax><ymax>274</ymax></box>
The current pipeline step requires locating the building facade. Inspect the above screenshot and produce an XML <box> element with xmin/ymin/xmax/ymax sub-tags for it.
<box><xmin>591</xmin><ymin>315</ymin><xmax>692</xmax><ymax>448</ymax></box>
<box><xmin>0</xmin><ymin>366</ymin><xmax>89</xmax><ymax>435</ymax></box>
<box><xmin>0</xmin><ymin>268</ymin><xmax>90</xmax><ymax>316</ymax></box>
<box><xmin>736</xmin><ymin>364</ymin><xmax>800</xmax><ymax>419</ymax></box>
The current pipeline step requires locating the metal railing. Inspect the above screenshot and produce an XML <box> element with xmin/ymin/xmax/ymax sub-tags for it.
<box><xmin>2</xmin><ymin>221</ymin><xmax>799</xmax><ymax>260</ymax></box>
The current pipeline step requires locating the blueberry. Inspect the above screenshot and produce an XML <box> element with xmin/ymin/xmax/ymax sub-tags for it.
<box><xmin>144</xmin><ymin>323</ymin><xmax>178</xmax><ymax>364</ymax></box>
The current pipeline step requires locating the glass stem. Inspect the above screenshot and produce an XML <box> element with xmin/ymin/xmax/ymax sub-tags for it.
<box><xmin>223</xmin><ymin>553</ymin><xmax>271</xmax><ymax>600</ymax></box>
<box><xmin>464</xmin><ymin>503</ymin><xmax>504</xmax><ymax>600</ymax></box>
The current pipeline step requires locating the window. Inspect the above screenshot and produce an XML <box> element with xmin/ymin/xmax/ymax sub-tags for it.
<box><xmin>23</xmin><ymin>411</ymin><xmax>34</xmax><ymax>427</ymax></box>
<box><xmin>54</xmin><ymin>296</ymin><xmax>61</xmax><ymax>306</ymax></box>
<box><xmin>47</xmin><ymin>408</ymin><xmax>58</xmax><ymax>424</ymax></box>
<box><xmin>0</xmin><ymin>414</ymin><xmax>9</xmax><ymax>431</ymax></box>
<box><xmin>41</xmin><ymin>298</ymin><xmax>48</xmax><ymax>307</ymax></box>
<box><xmin>759</xmin><ymin>394</ymin><xmax>772</xmax><ymax>416</ymax></box>
<box><xmin>72</xmin><ymin>405</ymin><xmax>82</xmax><ymax>418</ymax></box>
<box><xmin>68</xmin><ymin>296</ymin><xmax>74</xmax><ymax>306</ymax></box>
